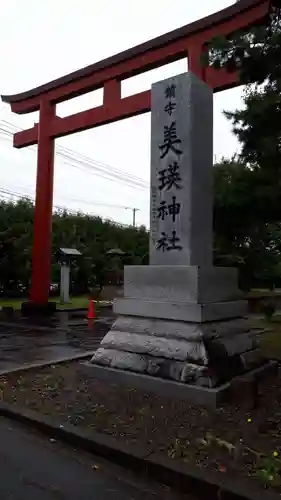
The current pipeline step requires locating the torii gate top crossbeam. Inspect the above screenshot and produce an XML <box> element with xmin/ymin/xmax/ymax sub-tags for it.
<box><xmin>1</xmin><ymin>0</ymin><xmax>270</xmax><ymax>150</ymax></box>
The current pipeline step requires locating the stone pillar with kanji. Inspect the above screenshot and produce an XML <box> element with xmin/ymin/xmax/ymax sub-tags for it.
<box><xmin>89</xmin><ymin>72</ymin><xmax>270</xmax><ymax>405</ymax></box>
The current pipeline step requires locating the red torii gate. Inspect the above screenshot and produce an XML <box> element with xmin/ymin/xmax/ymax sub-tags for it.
<box><xmin>1</xmin><ymin>0</ymin><xmax>271</xmax><ymax>313</ymax></box>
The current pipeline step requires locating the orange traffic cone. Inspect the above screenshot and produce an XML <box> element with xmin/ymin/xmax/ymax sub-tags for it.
<box><xmin>87</xmin><ymin>297</ymin><xmax>95</xmax><ymax>320</ymax></box>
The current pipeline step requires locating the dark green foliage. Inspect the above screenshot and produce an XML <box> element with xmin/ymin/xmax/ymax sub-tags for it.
<box><xmin>1</xmin><ymin>160</ymin><xmax>281</xmax><ymax>297</ymax></box>
<box><xmin>213</xmin><ymin>158</ymin><xmax>281</xmax><ymax>290</ymax></box>
<box><xmin>204</xmin><ymin>4</ymin><xmax>281</xmax><ymax>176</ymax></box>
<box><xmin>202</xmin><ymin>2</ymin><xmax>281</xmax><ymax>290</ymax></box>
<box><xmin>0</xmin><ymin>199</ymin><xmax>149</xmax><ymax>297</ymax></box>
<box><xmin>262</xmin><ymin>300</ymin><xmax>276</xmax><ymax>321</ymax></box>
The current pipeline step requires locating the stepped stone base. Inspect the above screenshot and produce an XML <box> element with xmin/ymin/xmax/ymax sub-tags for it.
<box><xmin>82</xmin><ymin>361</ymin><xmax>277</xmax><ymax>408</ymax></box>
<box><xmin>89</xmin><ymin>265</ymin><xmax>270</xmax><ymax>397</ymax></box>
<box><xmin>91</xmin><ymin>314</ymin><xmax>265</xmax><ymax>387</ymax></box>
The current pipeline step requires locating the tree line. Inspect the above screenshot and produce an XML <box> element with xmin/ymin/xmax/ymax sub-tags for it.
<box><xmin>0</xmin><ymin>201</ymin><xmax>149</xmax><ymax>297</ymax></box>
<box><xmin>1</xmin><ymin>158</ymin><xmax>281</xmax><ymax>298</ymax></box>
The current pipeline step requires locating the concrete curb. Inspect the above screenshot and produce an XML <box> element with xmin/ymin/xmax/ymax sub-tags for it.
<box><xmin>0</xmin><ymin>402</ymin><xmax>278</xmax><ymax>500</ymax></box>
<box><xmin>56</xmin><ymin>307</ymin><xmax>88</xmax><ymax>312</ymax></box>
<box><xmin>56</xmin><ymin>303</ymin><xmax>112</xmax><ymax>312</ymax></box>
<box><xmin>0</xmin><ymin>320</ymin><xmax>59</xmax><ymax>332</ymax></box>
<box><xmin>0</xmin><ymin>351</ymin><xmax>96</xmax><ymax>377</ymax></box>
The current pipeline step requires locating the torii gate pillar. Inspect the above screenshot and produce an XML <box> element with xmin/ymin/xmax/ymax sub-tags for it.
<box><xmin>30</xmin><ymin>101</ymin><xmax>55</xmax><ymax>305</ymax></box>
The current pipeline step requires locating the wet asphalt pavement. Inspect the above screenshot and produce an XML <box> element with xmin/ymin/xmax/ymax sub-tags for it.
<box><xmin>0</xmin><ymin>310</ymin><xmax>197</xmax><ymax>499</ymax></box>
<box><xmin>0</xmin><ymin>417</ymin><xmax>190</xmax><ymax>500</ymax></box>
<box><xmin>0</xmin><ymin>310</ymin><xmax>114</xmax><ymax>372</ymax></box>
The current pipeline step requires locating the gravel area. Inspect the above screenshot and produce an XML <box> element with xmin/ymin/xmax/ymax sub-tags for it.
<box><xmin>0</xmin><ymin>361</ymin><xmax>280</xmax><ymax>493</ymax></box>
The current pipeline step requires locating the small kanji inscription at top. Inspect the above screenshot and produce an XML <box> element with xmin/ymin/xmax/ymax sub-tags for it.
<box><xmin>165</xmin><ymin>84</ymin><xmax>176</xmax><ymax>99</ymax></box>
<box><xmin>164</xmin><ymin>101</ymin><xmax>176</xmax><ymax>116</ymax></box>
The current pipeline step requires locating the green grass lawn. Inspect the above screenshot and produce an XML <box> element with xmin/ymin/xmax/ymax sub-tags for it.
<box><xmin>0</xmin><ymin>295</ymin><xmax>92</xmax><ymax>311</ymax></box>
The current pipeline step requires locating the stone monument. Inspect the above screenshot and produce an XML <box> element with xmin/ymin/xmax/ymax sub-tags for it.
<box><xmin>56</xmin><ymin>247</ymin><xmax>82</xmax><ymax>305</ymax></box>
<box><xmin>87</xmin><ymin>72</ymin><xmax>270</xmax><ymax>405</ymax></box>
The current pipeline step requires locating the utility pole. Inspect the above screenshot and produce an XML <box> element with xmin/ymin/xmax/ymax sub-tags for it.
<box><xmin>132</xmin><ymin>208</ymin><xmax>139</xmax><ymax>227</ymax></box>
<box><xmin>126</xmin><ymin>207</ymin><xmax>139</xmax><ymax>227</ymax></box>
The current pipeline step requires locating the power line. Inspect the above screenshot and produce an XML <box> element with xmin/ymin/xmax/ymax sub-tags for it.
<box><xmin>0</xmin><ymin>186</ymin><xmax>144</xmax><ymax>230</ymax></box>
<box><xmin>0</xmin><ymin>120</ymin><xmax>149</xmax><ymax>190</ymax></box>
<box><xmin>0</xmin><ymin>173</ymin><xmax>141</xmax><ymax>211</ymax></box>
<box><xmin>0</xmin><ymin>185</ymin><xmax>139</xmax><ymax>214</ymax></box>
<box><xmin>58</xmin><ymin>145</ymin><xmax>148</xmax><ymax>187</ymax></box>
<box><xmin>0</xmin><ymin>187</ymin><xmax>129</xmax><ymax>226</ymax></box>
<box><xmin>0</xmin><ymin>119</ymin><xmax>145</xmax><ymax>224</ymax></box>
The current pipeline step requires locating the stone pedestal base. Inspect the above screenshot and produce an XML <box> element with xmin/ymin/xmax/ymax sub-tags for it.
<box><xmin>90</xmin><ymin>314</ymin><xmax>264</xmax><ymax>387</ymax></box>
<box><xmin>90</xmin><ymin>266</ymin><xmax>268</xmax><ymax>390</ymax></box>
<box><xmin>82</xmin><ymin>361</ymin><xmax>277</xmax><ymax>407</ymax></box>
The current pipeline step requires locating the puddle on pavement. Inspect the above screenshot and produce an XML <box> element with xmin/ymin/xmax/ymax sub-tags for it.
<box><xmin>0</xmin><ymin>310</ymin><xmax>114</xmax><ymax>371</ymax></box>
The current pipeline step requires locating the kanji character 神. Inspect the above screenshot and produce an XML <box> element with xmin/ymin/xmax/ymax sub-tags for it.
<box><xmin>157</xmin><ymin>196</ymin><xmax>181</xmax><ymax>222</ymax></box>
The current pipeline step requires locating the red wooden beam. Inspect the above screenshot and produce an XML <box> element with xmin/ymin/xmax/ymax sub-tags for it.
<box><xmin>13</xmin><ymin>90</ymin><xmax>151</xmax><ymax>147</ymax></box>
<box><xmin>13</xmin><ymin>125</ymin><xmax>38</xmax><ymax>148</ymax></box>
<box><xmin>3</xmin><ymin>0</ymin><xmax>270</xmax><ymax>116</ymax></box>
<box><xmin>13</xmin><ymin>60</ymin><xmax>239</xmax><ymax>149</ymax></box>
<box><xmin>13</xmin><ymin>66</ymin><xmax>237</xmax><ymax>149</ymax></box>
<box><xmin>53</xmin><ymin>90</ymin><xmax>151</xmax><ymax>138</ymax></box>
<box><xmin>9</xmin><ymin>43</ymin><xmax>186</xmax><ymax>115</ymax></box>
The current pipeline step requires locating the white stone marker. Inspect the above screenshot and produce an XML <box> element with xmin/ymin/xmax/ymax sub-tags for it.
<box><xmin>60</xmin><ymin>263</ymin><xmax>70</xmax><ymax>304</ymax></box>
<box><xmin>150</xmin><ymin>72</ymin><xmax>213</xmax><ymax>267</ymax></box>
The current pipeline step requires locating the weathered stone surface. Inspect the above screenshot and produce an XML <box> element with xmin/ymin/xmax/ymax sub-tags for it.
<box><xmin>146</xmin><ymin>357</ymin><xmax>163</xmax><ymax>376</ymax></box>
<box><xmin>83</xmin><ymin>362</ymin><xmax>231</xmax><ymax>407</ymax></box>
<box><xmin>111</xmin><ymin>316</ymin><xmax>203</xmax><ymax>341</ymax></box>
<box><xmin>114</xmin><ymin>297</ymin><xmax>248</xmax><ymax>322</ymax></box>
<box><xmin>167</xmin><ymin>360</ymin><xmax>185</xmax><ymax>381</ymax></box>
<box><xmin>150</xmin><ymin>72</ymin><xmax>213</xmax><ymax>267</ymax></box>
<box><xmin>101</xmin><ymin>330</ymin><xmax>208</xmax><ymax>364</ymax></box>
<box><xmin>141</xmin><ymin>357</ymin><xmax>216</xmax><ymax>386</ymax></box>
<box><xmin>203</xmin><ymin>318</ymin><xmax>252</xmax><ymax>339</ymax></box>
<box><xmin>92</xmin><ymin>348</ymin><xmax>147</xmax><ymax>372</ymax></box>
<box><xmin>239</xmin><ymin>349</ymin><xmax>264</xmax><ymax>371</ymax></box>
<box><xmin>180</xmin><ymin>363</ymin><xmax>213</xmax><ymax>385</ymax></box>
<box><xmin>110</xmin><ymin>316</ymin><xmax>252</xmax><ymax>341</ymax></box>
<box><xmin>124</xmin><ymin>265</ymin><xmax>242</xmax><ymax>303</ymax></box>
<box><xmin>208</xmin><ymin>332</ymin><xmax>257</xmax><ymax>359</ymax></box>
<box><xmin>148</xmin><ymin>359</ymin><xmax>215</xmax><ymax>386</ymax></box>
<box><xmin>146</xmin><ymin>358</ymin><xmax>218</xmax><ymax>386</ymax></box>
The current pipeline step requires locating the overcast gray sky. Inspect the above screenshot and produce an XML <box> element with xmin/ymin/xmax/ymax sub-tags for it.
<box><xmin>0</xmin><ymin>0</ymin><xmax>243</xmax><ymax>227</ymax></box>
